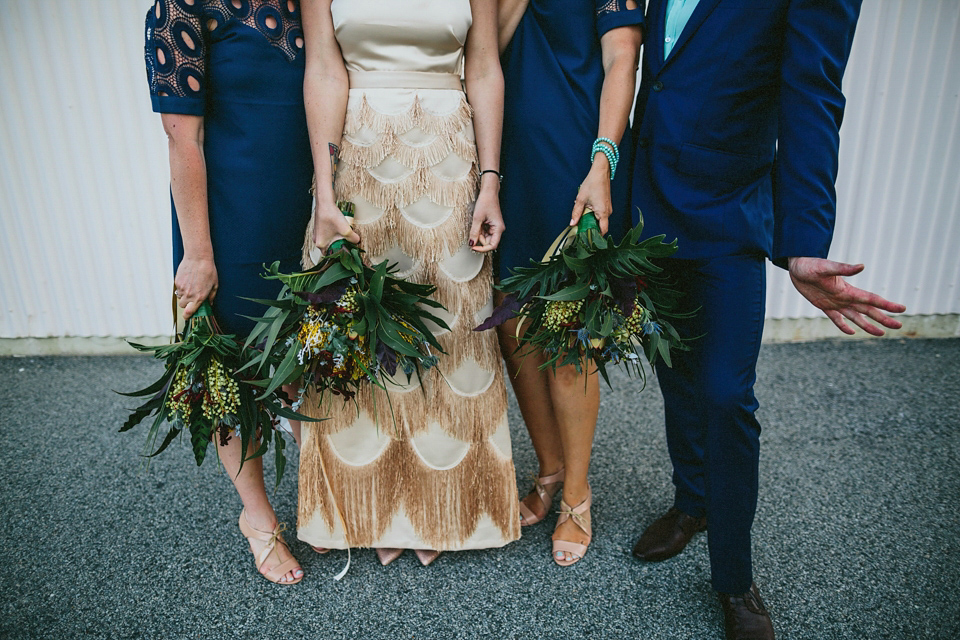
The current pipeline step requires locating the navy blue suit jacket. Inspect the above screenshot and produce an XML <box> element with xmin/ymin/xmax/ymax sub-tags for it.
<box><xmin>630</xmin><ymin>0</ymin><xmax>862</xmax><ymax>266</ymax></box>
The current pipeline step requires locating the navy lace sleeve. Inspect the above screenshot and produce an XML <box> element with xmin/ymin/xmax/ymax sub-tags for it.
<box><xmin>595</xmin><ymin>0</ymin><xmax>645</xmax><ymax>38</ymax></box>
<box><xmin>144</xmin><ymin>0</ymin><xmax>207</xmax><ymax>115</ymax></box>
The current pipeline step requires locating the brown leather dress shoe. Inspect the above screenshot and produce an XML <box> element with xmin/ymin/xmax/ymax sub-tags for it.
<box><xmin>632</xmin><ymin>507</ymin><xmax>707</xmax><ymax>561</ymax></box>
<box><xmin>718</xmin><ymin>582</ymin><xmax>775</xmax><ymax>640</ymax></box>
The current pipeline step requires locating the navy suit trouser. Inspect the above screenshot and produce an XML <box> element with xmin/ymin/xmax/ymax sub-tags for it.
<box><xmin>654</xmin><ymin>254</ymin><xmax>766</xmax><ymax>594</ymax></box>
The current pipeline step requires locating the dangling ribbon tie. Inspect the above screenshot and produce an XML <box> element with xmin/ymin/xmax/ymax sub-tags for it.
<box><xmin>531</xmin><ymin>472</ymin><xmax>550</xmax><ymax>502</ymax></box>
<box><xmin>256</xmin><ymin>522</ymin><xmax>288</xmax><ymax>567</ymax></box>
<box><xmin>556</xmin><ymin>506</ymin><xmax>589</xmax><ymax>531</ymax></box>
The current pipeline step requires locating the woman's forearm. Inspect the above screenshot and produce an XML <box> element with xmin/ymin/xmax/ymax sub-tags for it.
<box><xmin>597</xmin><ymin>31</ymin><xmax>642</xmax><ymax>149</ymax></box>
<box><xmin>163</xmin><ymin>114</ymin><xmax>213</xmax><ymax>259</ymax></box>
<box><xmin>304</xmin><ymin>71</ymin><xmax>349</xmax><ymax>203</ymax></box>
<box><xmin>302</xmin><ymin>0</ymin><xmax>349</xmax><ymax>205</ymax></box>
<box><xmin>300</xmin><ymin>0</ymin><xmax>360</xmax><ymax>248</ymax></box>
<box><xmin>466</xmin><ymin>67</ymin><xmax>505</xmax><ymax>195</ymax></box>
<box><xmin>464</xmin><ymin>0</ymin><xmax>506</xmax><ymax>251</ymax></box>
<box><xmin>572</xmin><ymin>27</ymin><xmax>642</xmax><ymax>231</ymax></box>
<box><xmin>467</xmin><ymin>0</ymin><xmax>504</xmax><ymax>188</ymax></box>
<box><xmin>589</xmin><ymin>28</ymin><xmax>643</xmax><ymax>177</ymax></box>
<box><xmin>465</xmin><ymin>0</ymin><xmax>504</xmax><ymax>200</ymax></box>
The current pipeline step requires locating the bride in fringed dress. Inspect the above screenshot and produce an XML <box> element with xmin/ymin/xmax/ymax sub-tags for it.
<box><xmin>296</xmin><ymin>0</ymin><xmax>520</xmax><ymax>566</ymax></box>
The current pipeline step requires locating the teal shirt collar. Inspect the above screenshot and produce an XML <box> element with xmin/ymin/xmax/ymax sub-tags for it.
<box><xmin>664</xmin><ymin>0</ymin><xmax>701</xmax><ymax>59</ymax></box>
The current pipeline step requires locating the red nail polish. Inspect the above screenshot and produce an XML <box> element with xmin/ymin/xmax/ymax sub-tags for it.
<box><xmin>469</xmin><ymin>240</ymin><xmax>475</xmax><ymax>247</ymax></box>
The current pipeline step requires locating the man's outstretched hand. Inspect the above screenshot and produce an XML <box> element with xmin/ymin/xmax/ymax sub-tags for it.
<box><xmin>787</xmin><ymin>257</ymin><xmax>907</xmax><ymax>336</ymax></box>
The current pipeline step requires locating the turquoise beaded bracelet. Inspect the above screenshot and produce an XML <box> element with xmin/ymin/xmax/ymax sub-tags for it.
<box><xmin>591</xmin><ymin>139</ymin><xmax>618</xmax><ymax>180</ymax></box>
<box><xmin>595</xmin><ymin>137</ymin><xmax>620</xmax><ymax>164</ymax></box>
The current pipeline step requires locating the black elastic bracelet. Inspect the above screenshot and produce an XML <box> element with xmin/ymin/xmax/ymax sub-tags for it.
<box><xmin>480</xmin><ymin>169</ymin><xmax>502</xmax><ymax>183</ymax></box>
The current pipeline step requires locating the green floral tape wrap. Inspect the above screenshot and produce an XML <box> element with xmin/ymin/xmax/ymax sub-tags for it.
<box><xmin>329</xmin><ymin>201</ymin><xmax>356</xmax><ymax>253</ymax></box>
<box><xmin>193</xmin><ymin>301</ymin><xmax>214</xmax><ymax>318</ymax></box>
<box><xmin>577</xmin><ymin>211</ymin><xmax>600</xmax><ymax>235</ymax></box>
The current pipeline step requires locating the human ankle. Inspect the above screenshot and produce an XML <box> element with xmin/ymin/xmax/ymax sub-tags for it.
<box><xmin>242</xmin><ymin>505</ymin><xmax>278</xmax><ymax>531</ymax></box>
<box><xmin>562</xmin><ymin>482</ymin><xmax>590</xmax><ymax>506</ymax></box>
<box><xmin>537</xmin><ymin>461</ymin><xmax>564</xmax><ymax>478</ymax></box>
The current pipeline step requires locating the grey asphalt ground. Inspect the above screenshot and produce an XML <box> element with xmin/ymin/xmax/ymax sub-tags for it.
<box><xmin>1</xmin><ymin>338</ymin><xmax>958</xmax><ymax>640</ymax></box>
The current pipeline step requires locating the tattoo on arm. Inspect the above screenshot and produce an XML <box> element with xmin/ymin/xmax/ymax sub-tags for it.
<box><xmin>328</xmin><ymin>142</ymin><xmax>340</xmax><ymax>188</ymax></box>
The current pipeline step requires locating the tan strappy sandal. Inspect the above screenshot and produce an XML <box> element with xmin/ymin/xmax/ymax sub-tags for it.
<box><xmin>552</xmin><ymin>488</ymin><xmax>592</xmax><ymax>567</ymax></box>
<box><xmin>238</xmin><ymin>509</ymin><xmax>303</xmax><ymax>585</ymax></box>
<box><xmin>518</xmin><ymin>468</ymin><xmax>565</xmax><ymax>526</ymax></box>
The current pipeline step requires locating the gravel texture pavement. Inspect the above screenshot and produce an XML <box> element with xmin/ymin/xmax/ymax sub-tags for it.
<box><xmin>1</xmin><ymin>338</ymin><xmax>958</xmax><ymax>639</ymax></box>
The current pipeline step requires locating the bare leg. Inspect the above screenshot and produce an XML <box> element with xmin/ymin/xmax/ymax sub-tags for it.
<box><xmin>493</xmin><ymin>292</ymin><xmax>598</xmax><ymax>561</ymax></box>
<box><xmin>547</xmin><ymin>362</ymin><xmax>599</xmax><ymax>562</ymax></box>
<box><xmin>280</xmin><ymin>383</ymin><xmax>303</xmax><ymax>448</ymax></box>
<box><xmin>218</xmin><ymin>433</ymin><xmax>302</xmax><ymax>583</ymax></box>
<box><xmin>496</xmin><ymin>298</ymin><xmax>564</xmax><ymax>521</ymax></box>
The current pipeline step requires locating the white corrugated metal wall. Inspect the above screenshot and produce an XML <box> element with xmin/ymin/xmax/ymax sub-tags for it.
<box><xmin>1</xmin><ymin>0</ymin><xmax>958</xmax><ymax>347</ymax></box>
<box><xmin>1</xmin><ymin>0</ymin><xmax>172</xmax><ymax>340</ymax></box>
<box><xmin>766</xmin><ymin>0</ymin><xmax>960</xmax><ymax>322</ymax></box>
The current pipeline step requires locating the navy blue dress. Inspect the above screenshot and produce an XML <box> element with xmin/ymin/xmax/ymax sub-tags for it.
<box><xmin>497</xmin><ymin>0</ymin><xmax>644</xmax><ymax>280</ymax></box>
<box><xmin>145</xmin><ymin>0</ymin><xmax>313</xmax><ymax>337</ymax></box>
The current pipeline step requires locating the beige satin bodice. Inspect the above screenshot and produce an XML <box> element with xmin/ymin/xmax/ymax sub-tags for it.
<box><xmin>332</xmin><ymin>0</ymin><xmax>472</xmax><ymax>77</ymax></box>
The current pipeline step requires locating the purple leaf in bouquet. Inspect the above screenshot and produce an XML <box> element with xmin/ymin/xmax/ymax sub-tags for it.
<box><xmin>474</xmin><ymin>293</ymin><xmax>525</xmax><ymax>331</ymax></box>
<box><xmin>294</xmin><ymin>282</ymin><xmax>348</xmax><ymax>305</ymax></box>
<box><xmin>610</xmin><ymin>277</ymin><xmax>637</xmax><ymax>316</ymax></box>
<box><xmin>376</xmin><ymin>340</ymin><xmax>399</xmax><ymax>376</ymax></box>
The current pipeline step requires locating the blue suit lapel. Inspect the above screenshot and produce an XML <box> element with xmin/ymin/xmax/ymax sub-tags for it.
<box><xmin>657</xmin><ymin>0</ymin><xmax>722</xmax><ymax>75</ymax></box>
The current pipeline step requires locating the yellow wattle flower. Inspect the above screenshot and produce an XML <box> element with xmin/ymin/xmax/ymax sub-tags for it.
<box><xmin>336</xmin><ymin>287</ymin><xmax>360</xmax><ymax>313</ymax></box>
<box><xmin>544</xmin><ymin>300</ymin><xmax>583</xmax><ymax>331</ymax></box>
<box><xmin>625</xmin><ymin>298</ymin><xmax>648</xmax><ymax>334</ymax></box>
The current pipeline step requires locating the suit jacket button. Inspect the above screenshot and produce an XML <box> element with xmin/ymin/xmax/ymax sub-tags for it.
<box><xmin>638</xmin><ymin>138</ymin><xmax>650</xmax><ymax>148</ymax></box>
<box><xmin>652</xmin><ymin>81</ymin><xmax>664</xmax><ymax>92</ymax></box>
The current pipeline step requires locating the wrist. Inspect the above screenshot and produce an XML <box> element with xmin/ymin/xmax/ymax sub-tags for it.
<box><xmin>591</xmin><ymin>137</ymin><xmax>618</xmax><ymax>180</ymax></box>
<box><xmin>315</xmin><ymin>193</ymin><xmax>340</xmax><ymax>212</ymax></box>
<box><xmin>479</xmin><ymin>168</ymin><xmax>501</xmax><ymax>186</ymax></box>
<box><xmin>183</xmin><ymin>246</ymin><xmax>215</xmax><ymax>261</ymax></box>
<box><xmin>313</xmin><ymin>179</ymin><xmax>336</xmax><ymax>202</ymax></box>
<box><xmin>589</xmin><ymin>154</ymin><xmax>612</xmax><ymax>178</ymax></box>
<box><xmin>479</xmin><ymin>173</ymin><xmax>501</xmax><ymax>194</ymax></box>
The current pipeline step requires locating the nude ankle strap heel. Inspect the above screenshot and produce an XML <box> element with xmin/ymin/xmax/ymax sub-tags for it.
<box><xmin>518</xmin><ymin>468</ymin><xmax>565</xmax><ymax>526</ymax></box>
<box><xmin>238</xmin><ymin>509</ymin><xmax>303</xmax><ymax>585</ymax></box>
<box><xmin>552</xmin><ymin>488</ymin><xmax>592</xmax><ymax>567</ymax></box>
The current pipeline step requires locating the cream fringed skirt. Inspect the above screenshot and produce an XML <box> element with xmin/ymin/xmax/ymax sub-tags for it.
<box><xmin>296</xmin><ymin>83</ymin><xmax>521</xmax><ymax>551</ymax></box>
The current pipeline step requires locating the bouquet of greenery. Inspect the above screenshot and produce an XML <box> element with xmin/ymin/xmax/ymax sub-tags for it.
<box><xmin>241</xmin><ymin>203</ymin><xmax>448</xmax><ymax>416</ymax></box>
<box><xmin>476</xmin><ymin>212</ymin><xmax>691</xmax><ymax>386</ymax></box>
<box><xmin>119</xmin><ymin>301</ymin><xmax>315</xmax><ymax>485</ymax></box>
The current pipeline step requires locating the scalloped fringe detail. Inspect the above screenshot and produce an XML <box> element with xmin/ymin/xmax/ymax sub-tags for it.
<box><xmin>298</xmin><ymin>434</ymin><xmax>405</xmax><ymax>544</ymax></box>
<box><xmin>337</xmin><ymin>163</ymin><xmax>479</xmax><ymax>211</ymax></box>
<box><xmin>297</xmin><ymin>354</ymin><xmax>507</xmax><ymax>461</ymax></box>
<box><xmin>298</xmin><ymin>358</ymin><xmax>504</xmax><ymax>443</ymax></box>
<box><xmin>341</xmin><ymin>131</ymin><xmax>477</xmax><ymax>170</ymax></box>
<box><xmin>402</xmin><ymin>440</ymin><xmax>519</xmax><ymax>548</ymax></box>
<box><xmin>426</xmin><ymin>257</ymin><xmax>494</xmax><ymax>324</ymax></box>
<box><xmin>435</xmin><ymin>324</ymin><xmax>503</xmax><ymax>372</ymax></box>
<box><xmin>344</xmin><ymin>93</ymin><xmax>475</xmax><ymax>139</ymax></box>
<box><xmin>298</xmin><ymin>436</ymin><xmax>519</xmax><ymax>549</ymax></box>
<box><xmin>354</xmin><ymin>204</ymin><xmax>470</xmax><ymax>263</ymax></box>
<box><xmin>298</xmin><ymin>378</ymin><xmax>429</xmax><ymax>439</ymax></box>
<box><xmin>426</xmin><ymin>366</ymin><xmax>509</xmax><ymax>442</ymax></box>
